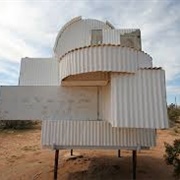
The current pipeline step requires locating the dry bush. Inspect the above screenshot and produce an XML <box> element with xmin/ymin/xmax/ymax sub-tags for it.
<box><xmin>168</xmin><ymin>104</ymin><xmax>180</xmax><ymax>124</ymax></box>
<box><xmin>0</xmin><ymin>120</ymin><xmax>38</xmax><ymax>130</ymax></box>
<box><xmin>164</xmin><ymin>139</ymin><xmax>180</xmax><ymax>179</ymax></box>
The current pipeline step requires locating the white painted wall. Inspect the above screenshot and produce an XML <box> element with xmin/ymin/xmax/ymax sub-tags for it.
<box><xmin>0</xmin><ymin>86</ymin><xmax>98</xmax><ymax>121</ymax></box>
<box><xmin>19</xmin><ymin>58</ymin><xmax>59</xmax><ymax>85</ymax></box>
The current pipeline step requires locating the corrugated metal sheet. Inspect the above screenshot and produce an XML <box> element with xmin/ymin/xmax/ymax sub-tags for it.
<box><xmin>103</xmin><ymin>29</ymin><xmax>142</xmax><ymax>51</ymax></box>
<box><xmin>59</xmin><ymin>45</ymin><xmax>152</xmax><ymax>82</ymax></box>
<box><xmin>101</xmin><ymin>69</ymin><xmax>169</xmax><ymax>129</ymax></box>
<box><xmin>54</xmin><ymin>19</ymin><xmax>111</xmax><ymax>58</ymax></box>
<box><xmin>102</xmin><ymin>30</ymin><xmax>121</xmax><ymax>44</ymax></box>
<box><xmin>19</xmin><ymin>58</ymin><xmax>59</xmax><ymax>85</ymax></box>
<box><xmin>42</xmin><ymin>120</ymin><xmax>156</xmax><ymax>149</ymax></box>
<box><xmin>102</xmin><ymin>29</ymin><xmax>139</xmax><ymax>44</ymax></box>
<box><xmin>100</xmin><ymin>84</ymin><xmax>111</xmax><ymax>122</ymax></box>
<box><xmin>0</xmin><ymin>86</ymin><xmax>98</xmax><ymax>121</ymax></box>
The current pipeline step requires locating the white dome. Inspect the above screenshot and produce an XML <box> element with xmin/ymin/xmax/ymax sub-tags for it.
<box><xmin>53</xmin><ymin>16</ymin><xmax>112</xmax><ymax>58</ymax></box>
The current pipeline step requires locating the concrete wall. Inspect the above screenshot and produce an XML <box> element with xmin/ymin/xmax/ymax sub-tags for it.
<box><xmin>0</xmin><ymin>86</ymin><xmax>97</xmax><ymax>121</ymax></box>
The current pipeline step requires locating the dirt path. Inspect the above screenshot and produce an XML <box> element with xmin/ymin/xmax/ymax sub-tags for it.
<box><xmin>0</xmin><ymin>128</ymin><xmax>179</xmax><ymax>180</ymax></box>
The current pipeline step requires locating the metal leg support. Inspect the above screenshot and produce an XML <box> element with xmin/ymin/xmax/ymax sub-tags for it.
<box><xmin>118</xmin><ymin>149</ymin><xmax>121</xmax><ymax>158</ymax></box>
<box><xmin>54</xmin><ymin>149</ymin><xmax>59</xmax><ymax>180</ymax></box>
<box><xmin>132</xmin><ymin>150</ymin><xmax>137</xmax><ymax>180</ymax></box>
<box><xmin>70</xmin><ymin>149</ymin><xmax>73</xmax><ymax>156</ymax></box>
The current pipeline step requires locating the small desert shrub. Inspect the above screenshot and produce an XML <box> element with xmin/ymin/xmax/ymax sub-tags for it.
<box><xmin>164</xmin><ymin>139</ymin><xmax>180</xmax><ymax>179</ymax></box>
<box><xmin>0</xmin><ymin>120</ymin><xmax>36</xmax><ymax>130</ymax></box>
<box><xmin>168</xmin><ymin>104</ymin><xmax>180</xmax><ymax>123</ymax></box>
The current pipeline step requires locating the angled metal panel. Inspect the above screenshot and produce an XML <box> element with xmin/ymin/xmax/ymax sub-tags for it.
<box><xmin>101</xmin><ymin>70</ymin><xmax>168</xmax><ymax>129</ymax></box>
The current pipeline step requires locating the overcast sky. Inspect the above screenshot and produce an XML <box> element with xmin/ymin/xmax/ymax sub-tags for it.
<box><xmin>0</xmin><ymin>0</ymin><xmax>179</xmax><ymax>104</ymax></box>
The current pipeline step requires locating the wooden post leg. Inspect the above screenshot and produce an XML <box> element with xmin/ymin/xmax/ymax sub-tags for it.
<box><xmin>118</xmin><ymin>149</ymin><xmax>121</xmax><ymax>158</ymax></box>
<box><xmin>70</xmin><ymin>149</ymin><xmax>73</xmax><ymax>156</ymax></box>
<box><xmin>132</xmin><ymin>150</ymin><xmax>137</xmax><ymax>180</ymax></box>
<box><xmin>54</xmin><ymin>149</ymin><xmax>59</xmax><ymax>180</ymax></box>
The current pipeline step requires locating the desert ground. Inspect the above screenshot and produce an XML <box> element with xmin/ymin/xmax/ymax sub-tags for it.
<box><xmin>0</xmin><ymin>126</ymin><xmax>179</xmax><ymax>180</ymax></box>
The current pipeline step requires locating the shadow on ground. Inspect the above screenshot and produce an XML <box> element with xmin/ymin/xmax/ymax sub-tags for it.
<box><xmin>58</xmin><ymin>152</ymin><xmax>173</xmax><ymax>180</ymax></box>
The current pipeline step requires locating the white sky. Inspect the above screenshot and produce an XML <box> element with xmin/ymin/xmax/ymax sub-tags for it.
<box><xmin>0</xmin><ymin>0</ymin><xmax>179</xmax><ymax>104</ymax></box>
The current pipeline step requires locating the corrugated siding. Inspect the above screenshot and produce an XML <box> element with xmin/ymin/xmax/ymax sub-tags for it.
<box><xmin>102</xmin><ymin>29</ymin><xmax>139</xmax><ymax>44</ymax></box>
<box><xmin>59</xmin><ymin>45</ymin><xmax>152</xmax><ymax>82</ymax></box>
<box><xmin>19</xmin><ymin>58</ymin><xmax>59</xmax><ymax>85</ymax></box>
<box><xmin>103</xmin><ymin>29</ymin><xmax>142</xmax><ymax>51</ymax></box>
<box><xmin>42</xmin><ymin>120</ymin><xmax>156</xmax><ymax>148</ymax></box>
<box><xmin>101</xmin><ymin>70</ymin><xmax>169</xmax><ymax>129</ymax></box>
<box><xmin>102</xmin><ymin>29</ymin><xmax>139</xmax><ymax>45</ymax></box>
<box><xmin>102</xmin><ymin>30</ymin><xmax>121</xmax><ymax>44</ymax></box>
<box><xmin>101</xmin><ymin>84</ymin><xmax>111</xmax><ymax>122</ymax></box>
<box><xmin>0</xmin><ymin>86</ymin><xmax>98</xmax><ymax>121</ymax></box>
<box><xmin>54</xmin><ymin>19</ymin><xmax>111</xmax><ymax>58</ymax></box>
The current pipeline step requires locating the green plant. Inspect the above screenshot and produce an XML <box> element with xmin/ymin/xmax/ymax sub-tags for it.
<box><xmin>164</xmin><ymin>139</ymin><xmax>180</xmax><ymax>179</ymax></box>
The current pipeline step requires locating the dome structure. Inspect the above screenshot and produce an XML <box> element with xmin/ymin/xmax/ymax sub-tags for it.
<box><xmin>54</xmin><ymin>16</ymin><xmax>112</xmax><ymax>58</ymax></box>
<box><xmin>56</xmin><ymin>17</ymin><xmax>152</xmax><ymax>87</ymax></box>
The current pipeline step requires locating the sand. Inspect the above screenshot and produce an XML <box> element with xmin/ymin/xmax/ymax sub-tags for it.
<box><xmin>0</xmin><ymin>128</ymin><xmax>179</xmax><ymax>180</ymax></box>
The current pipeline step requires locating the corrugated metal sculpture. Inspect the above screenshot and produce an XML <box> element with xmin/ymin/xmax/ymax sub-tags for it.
<box><xmin>0</xmin><ymin>16</ymin><xmax>169</xmax><ymax>179</ymax></box>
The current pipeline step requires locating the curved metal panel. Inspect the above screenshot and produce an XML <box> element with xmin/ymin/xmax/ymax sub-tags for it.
<box><xmin>53</xmin><ymin>16</ymin><xmax>82</xmax><ymax>52</ymax></box>
<box><xmin>59</xmin><ymin>45</ymin><xmax>152</xmax><ymax>82</ymax></box>
<box><xmin>54</xmin><ymin>19</ymin><xmax>111</xmax><ymax>58</ymax></box>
